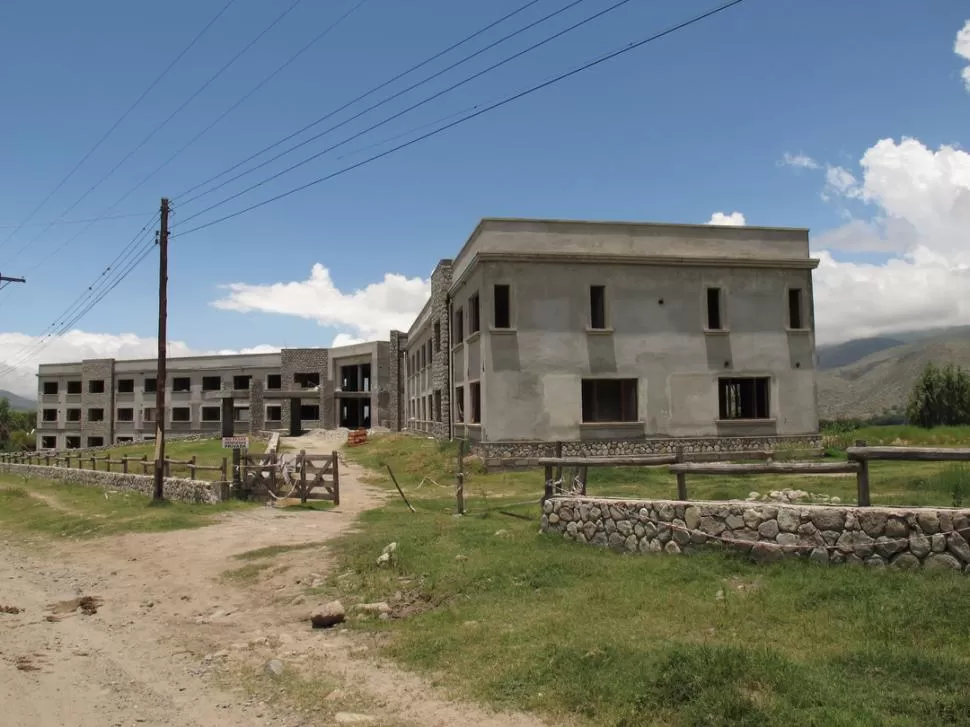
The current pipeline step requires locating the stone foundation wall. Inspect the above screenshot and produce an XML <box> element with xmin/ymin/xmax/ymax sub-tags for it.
<box><xmin>541</xmin><ymin>496</ymin><xmax>970</xmax><ymax>573</ymax></box>
<box><xmin>0</xmin><ymin>463</ymin><xmax>219</xmax><ymax>504</ymax></box>
<box><xmin>476</xmin><ymin>435</ymin><xmax>823</xmax><ymax>469</ymax></box>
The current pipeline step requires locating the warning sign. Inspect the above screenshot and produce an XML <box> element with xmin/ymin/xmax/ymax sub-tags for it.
<box><xmin>222</xmin><ymin>436</ymin><xmax>249</xmax><ymax>450</ymax></box>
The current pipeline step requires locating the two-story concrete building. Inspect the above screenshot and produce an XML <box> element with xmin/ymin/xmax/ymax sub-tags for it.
<box><xmin>394</xmin><ymin>217</ymin><xmax>821</xmax><ymax>459</ymax></box>
<box><xmin>36</xmin><ymin>342</ymin><xmax>390</xmax><ymax>449</ymax></box>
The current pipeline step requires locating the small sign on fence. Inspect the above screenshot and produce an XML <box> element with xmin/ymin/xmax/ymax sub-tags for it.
<box><xmin>222</xmin><ymin>436</ymin><xmax>249</xmax><ymax>450</ymax></box>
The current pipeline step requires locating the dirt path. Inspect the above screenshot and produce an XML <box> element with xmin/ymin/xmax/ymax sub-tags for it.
<box><xmin>0</xmin><ymin>455</ymin><xmax>548</xmax><ymax>727</ymax></box>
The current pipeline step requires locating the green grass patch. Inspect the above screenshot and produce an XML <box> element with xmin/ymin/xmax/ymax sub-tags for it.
<box><xmin>329</xmin><ymin>431</ymin><xmax>970</xmax><ymax>726</ymax></box>
<box><xmin>823</xmin><ymin>424</ymin><xmax>970</xmax><ymax>450</ymax></box>
<box><xmin>220</xmin><ymin>561</ymin><xmax>286</xmax><ymax>584</ymax></box>
<box><xmin>0</xmin><ymin>474</ymin><xmax>250</xmax><ymax>538</ymax></box>
<box><xmin>95</xmin><ymin>437</ymin><xmax>267</xmax><ymax>481</ymax></box>
<box><xmin>233</xmin><ymin>541</ymin><xmax>328</xmax><ymax>561</ymax></box>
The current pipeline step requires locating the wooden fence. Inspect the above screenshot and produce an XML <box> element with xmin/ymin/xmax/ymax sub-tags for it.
<box><xmin>0</xmin><ymin>451</ymin><xmax>227</xmax><ymax>481</ymax></box>
<box><xmin>241</xmin><ymin>450</ymin><xmax>339</xmax><ymax>505</ymax></box>
<box><xmin>539</xmin><ymin>440</ymin><xmax>970</xmax><ymax>507</ymax></box>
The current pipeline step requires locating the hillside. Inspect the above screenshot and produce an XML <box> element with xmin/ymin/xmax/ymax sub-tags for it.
<box><xmin>817</xmin><ymin>330</ymin><xmax>970</xmax><ymax>420</ymax></box>
<box><xmin>0</xmin><ymin>390</ymin><xmax>35</xmax><ymax>411</ymax></box>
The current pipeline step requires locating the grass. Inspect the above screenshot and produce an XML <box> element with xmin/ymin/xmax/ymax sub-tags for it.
<box><xmin>92</xmin><ymin>437</ymin><xmax>267</xmax><ymax>481</ymax></box>
<box><xmin>0</xmin><ymin>473</ymin><xmax>250</xmax><ymax>538</ymax></box>
<box><xmin>233</xmin><ymin>541</ymin><xmax>329</xmax><ymax>561</ymax></box>
<box><xmin>323</xmin><ymin>429</ymin><xmax>970</xmax><ymax>726</ymax></box>
<box><xmin>822</xmin><ymin>424</ymin><xmax>970</xmax><ymax>450</ymax></box>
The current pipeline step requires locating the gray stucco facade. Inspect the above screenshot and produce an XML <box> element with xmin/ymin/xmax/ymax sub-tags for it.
<box><xmin>397</xmin><ymin>218</ymin><xmax>821</xmax><ymax>452</ymax></box>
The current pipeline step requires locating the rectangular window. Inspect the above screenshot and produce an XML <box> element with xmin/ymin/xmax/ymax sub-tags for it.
<box><xmin>117</xmin><ymin>378</ymin><xmax>134</xmax><ymax>393</ymax></box>
<box><xmin>87</xmin><ymin>408</ymin><xmax>104</xmax><ymax>422</ymax></box>
<box><xmin>434</xmin><ymin>321</ymin><xmax>441</xmax><ymax>352</ymax></box>
<box><xmin>171</xmin><ymin>407</ymin><xmax>191</xmax><ymax>422</ymax></box>
<box><xmin>116</xmin><ymin>436</ymin><xmax>133</xmax><ymax>444</ymax></box>
<box><xmin>434</xmin><ymin>390</ymin><xmax>441</xmax><ymax>423</ymax></box>
<box><xmin>41</xmin><ymin>436</ymin><xmax>57</xmax><ymax>449</ymax></box>
<box><xmin>581</xmin><ymin>379</ymin><xmax>638</xmax><ymax>423</ymax></box>
<box><xmin>589</xmin><ymin>285</ymin><xmax>607</xmax><ymax>330</ymax></box>
<box><xmin>67</xmin><ymin>380</ymin><xmax>82</xmax><ymax>395</ymax></box>
<box><xmin>469</xmin><ymin>382</ymin><xmax>481</xmax><ymax>424</ymax></box>
<box><xmin>116</xmin><ymin>408</ymin><xmax>134</xmax><ymax>422</ymax></box>
<box><xmin>454</xmin><ymin>307</ymin><xmax>464</xmax><ymax>342</ymax></box>
<box><xmin>266</xmin><ymin>406</ymin><xmax>282</xmax><ymax>422</ymax></box>
<box><xmin>88</xmin><ymin>379</ymin><xmax>105</xmax><ymax>394</ymax></box>
<box><xmin>66</xmin><ymin>408</ymin><xmax>81</xmax><ymax>422</ymax></box>
<box><xmin>233</xmin><ymin>375</ymin><xmax>251</xmax><ymax>391</ymax></box>
<box><xmin>87</xmin><ymin>436</ymin><xmax>104</xmax><ymax>448</ymax></box>
<box><xmin>293</xmin><ymin>372</ymin><xmax>319</xmax><ymax>389</ymax></box>
<box><xmin>66</xmin><ymin>436</ymin><xmax>81</xmax><ymax>449</ymax></box>
<box><xmin>233</xmin><ymin>407</ymin><xmax>250</xmax><ymax>423</ymax></box>
<box><xmin>469</xmin><ymin>293</ymin><xmax>480</xmax><ymax>334</ymax></box>
<box><xmin>266</xmin><ymin>374</ymin><xmax>281</xmax><ymax>390</ymax></box>
<box><xmin>706</xmin><ymin>287</ymin><xmax>723</xmax><ymax>330</ymax></box>
<box><xmin>202</xmin><ymin>376</ymin><xmax>221</xmax><ymax>391</ymax></box>
<box><xmin>42</xmin><ymin>409</ymin><xmax>58</xmax><ymax>422</ymax></box>
<box><xmin>143</xmin><ymin>407</ymin><xmax>156</xmax><ymax>422</ymax></box>
<box><xmin>493</xmin><ymin>284</ymin><xmax>511</xmax><ymax>329</ymax></box>
<box><xmin>144</xmin><ymin>377</ymin><xmax>157</xmax><ymax>393</ymax></box>
<box><xmin>201</xmin><ymin>406</ymin><xmax>221</xmax><ymax>422</ymax></box>
<box><xmin>300</xmin><ymin>404</ymin><xmax>320</xmax><ymax>421</ymax></box>
<box><xmin>718</xmin><ymin>377</ymin><xmax>770</xmax><ymax>420</ymax></box>
<box><xmin>454</xmin><ymin>386</ymin><xmax>464</xmax><ymax>423</ymax></box>
<box><xmin>172</xmin><ymin>377</ymin><xmax>191</xmax><ymax>392</ymax></box>
<box><xmin>788</xmin><ymin>288</ymin><xmax>804</xmax><ymax>329</ymax></box>
<box><xmin>428</xmin><ymin>339</ymin><xmax>433</xmax><ymax>364</ymax></box>
<box><xmin>43</xmin><ymin>381</ymin><xmax>58</xmax><ymax>395</ymax></box>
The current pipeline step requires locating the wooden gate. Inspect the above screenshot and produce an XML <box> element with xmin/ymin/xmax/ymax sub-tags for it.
<box><xmin>242</xmin><ymin>450</ymin><xmax>339</xmax><ymax>505</ymax></box>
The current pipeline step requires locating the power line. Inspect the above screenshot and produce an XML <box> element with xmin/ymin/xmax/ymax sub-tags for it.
<box><xmin>177</xmin><ymin>0</ymin><xmax>748</xmax><ymax>237</ymax></box>
<box><xmin>5</xmin><ymin>0</ymin><xmax>300</xmax><ymax>269</ymax></box>
<box><xmin>176</xmin><ymin>0</ymin><xmax>632</xmax><ymax>223</ymax></box>
<box><xmin>0</xmin><ymin>212</ymin><xmax>151</xmax><ymax>229</ymax></box>
<box><xmin>172</xmin><ymin>0</ymin><xmax>548</xmax><ymax>202</ymax></box>
<box><xmin>0</xmin><ymin>0</ymin><xmax>237</xmax><ymax>255</ymax></box>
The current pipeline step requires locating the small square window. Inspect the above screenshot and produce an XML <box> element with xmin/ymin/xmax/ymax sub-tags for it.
<box><xmin>266</xmin><ymin>406</ymin><xmax>282</xmax><ymax>422</ymax></box>
<box><xmin>66</xmin><ymin>436</ymin><xmax>81</xmax><ymax>449</ymax></box>
<box><xmin>66</xmin><ymin>408</ymin><xmax>81</xmax><ymax>422</ymax></box>
<box><xmin>267</xmin><ymin>374</ymin><xmax>281</xmax><ymax>390</ymax></box>
<box><xmin>718</xmin><ymin>377</ymin><xmax>770</xmax><ymax>420</ymax></box>
<box><xmin>67</xmin><ymin>381</ymin><xmax>82</xmax><ymax>395</ymax></box>
<box><xmin>41</xmin><ymin>436</ymin><xmax>57</xmax><ymax>449</ymax></box>
<box><xmin>88</xmin><ymin>379</ymin><xmax>105</xmax><ymax>394</ymax></box>
<box><xmin>144</xmin><ymin>378</ymin><xmax>157</xmax><ymax>393</ymax></box>
<box><xmin>293</xmin><ymin>373</ymin><xmax>319</xmax><ymax>389</ymax></box>
<box><xmin>172</xmin><ymin>377</ymin><xmax>191</xmax><ymax>392</ymax></box>
<box><xmin>86</xmin><ymin>436</ymin><xmax>104</xmax><ymax>448</ymax></box>
<box><xmin>172</xmin><ymin>407</ymin><xmax>191</xmax><ymax>422</ymax></box>
<box><xmin>202</xmin><ymin>376</ymin><xmax>221</xmax><ymax>391</ymax></box>
<box><xmin>201</xmin><ymin>406</ymin><xmax>221</xmax><ymax>422</ymax></box>
<box><xmin>87</xmin><ymin>408</ymin><xmax>105</xmax><ymax>422</ymax></box>
<box><xmin>42</xmin><ymin>408</ymin><xmax>58</xmax><ymax>422</ymax></box>
<box><xmin>582</xmin><ymin>379</ymin><xmax>638</xmax><ymax>423</ymax></box>
<box><xmin>233</xmin><ymin>375</ymin><xmax>251</xmax><ymax>391</ymax></box>
<box><xmin>116</xmin><ymin>408</ymin><xmax>134</xmax><ymax>422</ymax></box>
<box><xmin>117</xmin><ymin>379</ymin><xmax>134</xmax><ymax>393</ymax></box>
<box><xmin>43</xmin><ymin>381</ymin><xmax>58</xmax><ymax>395</ymax></box>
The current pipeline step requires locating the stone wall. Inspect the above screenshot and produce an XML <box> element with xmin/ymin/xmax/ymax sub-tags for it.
<box><xmin>375</xmin><ymin>341</ymin><xmax>391</xmax><ymax>429</ymax></box>
<box><xmin>280</xmin><ymin>349</ymin><xmax>329</xmax><ymax>428</ymax></box>
<box><xmin>429</xmin><ymin>261</ymin><xmax>453</xmax><ymax>440</ymax></box>
<box><xmin>81</xmin><ymin>358</ymin><xmax>116</xmax><ymax>445</ymax></box>
<box><xmin>389</xmin><ymin>331</ymin><xmax>405</xmax><ymax>431</ymax></box>
<box><xmin>0</xmin><ymin>462</ymin><xmax>219</xmax><ymax>504</ymax></box>
<box><xmin>248</xmin><ymin>379</ymin><xmax>265</xmax><ymax>435</ymax></box>
<box><xmin>541</xmin><ymin>496</ymin><xmax>970</xmax><ymax>573</ymax></box>
<box><xmin>475</xmin><ymin>435</ymin><xmax>823</xmax><ymax>469</ymax></box>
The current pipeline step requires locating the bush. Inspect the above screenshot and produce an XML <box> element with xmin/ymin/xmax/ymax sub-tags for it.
<box><xmin>907</xmin><ymin>363</ymin><xmax>970</xmax><ymax>428</ymax></box>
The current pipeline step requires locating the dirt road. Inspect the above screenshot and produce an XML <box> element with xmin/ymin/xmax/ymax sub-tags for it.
<box><xmin>0</xmin><ymin>455</ymin><xmax>547</xmax><ymax>727</ymax></box>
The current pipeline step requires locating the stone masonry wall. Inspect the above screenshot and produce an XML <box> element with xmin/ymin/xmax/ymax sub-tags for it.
<box><xmin>375</xmin><ymin>341</ymin><xmax>391</xmax><ymax>428</ymax></box>
<box><xmin>248</xmin><ymin>378</ymin><xmax>265</xmax><ymax>435</ymax></box>
<box><xmin>542</xmin><ymin>496</ymin><xmax>970</xmax><ymax>573</ymax></box>
<box><xmin>475</xmin><ymin>435</ymin><xmax>823</xmax><ymax>469</ymax></box>
<box><xmin>430</xmin><ymin>261</ymin><xmax>453</xmax><ymax>440</ymax></box>
<box><xmin>280</xmin><ymin>349</ymin><xmax>329</xmax><ymax>428</ymax></box>
<box><xmin>0</xmin><ymin>462</ymin><xmax>219</xmax><ymax>504</ymax></box>
<box><xmin>389</xmin><ymin>331</ymin><xmax>405</xmax><ymax>431</ymax></box>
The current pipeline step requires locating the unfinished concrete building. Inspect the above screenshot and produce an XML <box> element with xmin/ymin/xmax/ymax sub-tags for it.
<box><xmin>395</xmin><ymin>218</ymin><xmax>821</xmax><ymax>462</ymax></box>
<box><xmin>35</xmin><ymin>342</ymin><xmax>390</xmax><ymax>449</ymax></box>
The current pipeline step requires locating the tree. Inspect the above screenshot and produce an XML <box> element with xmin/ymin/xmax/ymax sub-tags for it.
<box><xmin>907</xmin><ymin>363</ymin><xmax>970</xmax><ymax>427</ymax></box>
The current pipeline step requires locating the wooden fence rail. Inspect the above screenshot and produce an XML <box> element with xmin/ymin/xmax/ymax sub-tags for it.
<box><xmin>0</xmin><ymin>451</ymin><xmax>228</xmax><ymax>481</ymax></box>
<box><xmin>539</xmin><ymin>441</ymin><xmax>970</xmax><ymax>507</ymax></box>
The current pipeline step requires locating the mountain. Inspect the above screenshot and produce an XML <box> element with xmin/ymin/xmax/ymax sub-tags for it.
<box><xmin>817</xmin><ymin>336</ymin><xmax>906</xmax><ymax>370</ymax></box>
<box><xmin>0</xmin><ymin>390</ymin><xmax>36</xmax><ymax>411</ymax></box>
<box><xmin>817</xmin><ymin>329</ymin><xmax>970</xmax><ymax>420</ymax></box>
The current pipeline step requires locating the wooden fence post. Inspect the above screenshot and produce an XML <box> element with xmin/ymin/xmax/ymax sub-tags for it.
<box><xmin>45</xmin><ymin>454</ymin><xmax>51</xmax><ymax>467</ymax></box>
<box><xmin>554</xmin><ymin>441</ymin><xmax>563</xmax><ymax>491</ymax></box>
<box><xmin>105</xmin><ymin>456</ymin><xmax>111</xmax><ymax>473</ymax></box>
<box><xmin>299</xmin><ymin>450</ymin><xmax>307</xmax><ymax>504</ymax></box>
<box><xmin>122</xmin><ymin>456</ymin><xmax>129</xmax><ymax>474</ymax></box>
<box><xmin>331</xmin><ymin>451</ymin><xmax>340</xmax><ymax>506</ymax></box>
<box><xmin>855</xmin><ymin>439</ymin><xmax>870</xmax><ymax>507</ymax></box>
<box><xmin>543</xmin><ymin>463</ymin><xmax>553</xmax><ymax>503</ymax></box>
<box><xmin>220</xmin><ymin>456</ymin><xmax>227</xmax><ymax>482</ymax></box>
<box><xmin>189</xmin><ymin>455</ymin><xmax>197</xmax><ymax>481</ymax></box>
<box><xmin>456</xmin><ymin>438</ymin><xmax>465</xmax><ymax>515</ymax></box>
<box><xmin>90</xmin><ymin>455</ymin><xmax>96</xmax><ymax>470</ymax></box>
<box><xmin>675</xmin><ymin>446</ymin><xmax>688</xmax><ymax>500</ymax></box>
<box><xmin>141</xmin><ymin>455</ymin><xmax>148</xmax><ymax>475</ymax></box>
<box><xmin>164</xmin><ymin>458</ymin><xmax>170</xmax><ymax>478</ymax></box>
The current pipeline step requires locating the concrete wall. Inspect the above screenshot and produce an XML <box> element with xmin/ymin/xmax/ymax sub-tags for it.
<box><xmin>0</xmin><ymin>462</ymin><xmax>219</xmax><ymax>504</ymax></box>
<box><xmin>469</xmin><ymin>260</ymin><xmax>816</xmax><ymax>442</ymax></box>
<box><xmin>542</xmin><ymin>496</ymin><xmax>970</xmax><ymax>573</ymax></box>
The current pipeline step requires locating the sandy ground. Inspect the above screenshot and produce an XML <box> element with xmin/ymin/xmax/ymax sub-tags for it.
<box><xmin>0</xmin><ymin>441</ymin><xmax>548</xmax><ymax>727</ymax></box>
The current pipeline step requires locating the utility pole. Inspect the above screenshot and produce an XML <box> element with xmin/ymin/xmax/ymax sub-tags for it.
<box><xmin>0</xmin><ymin>273</ymin><xmax>26</xmax><ymax>288</ymax></box>
<box><xmin>152</xmin><ymin>198</ymin><xmax>170</xmax><ymax>502</ymax></box>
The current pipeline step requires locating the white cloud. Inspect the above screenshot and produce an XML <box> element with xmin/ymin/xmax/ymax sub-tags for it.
<box><xmin>707</xmin><ymin>211</ymin><xmax>746</xmax><ymax>226</ymax></box>
<box><xmin>212</xmin><ymin>264</ymin><xmax>430</xmax><ymax>341</ymax></box>
<box><xmin>811</xmin><ymin>137</ymin><xmax>970</xmax><ymax>344</ymax></box>
<box><xmin>956</xmin><ymin>20</ymin><xmax>970</xmax><ymax>91</ymax></box>
<box><xmin>781</xmin><ymin>153</ymin><xmax>820</xmax><ymax>170</ymax></box>
<box><xmin>331</xmin><ymin>333</ymin><xmax>365</xmax><ymax>347</ymax></box>
<box><xmin>0</xmin><ymin>331</ymin><xmax>279</xmax><ymax>399</ymax></box>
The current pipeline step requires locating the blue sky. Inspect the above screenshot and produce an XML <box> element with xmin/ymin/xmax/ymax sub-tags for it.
<box><xmin>0</xmin><ymin>0</ymin><xmax>969</xmax><ymax>394</ymax></box>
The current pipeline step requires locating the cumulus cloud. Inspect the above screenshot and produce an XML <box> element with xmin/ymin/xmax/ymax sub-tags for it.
<box><xmin>212</xmin><ymin>263</ymin><xmax>430</xmax><ymax>341</ymax></box>
<box><xmin>811</xmin><ymin>137</ymin><xmax>970</xmax><ymax>344</ymax></box>
<box><xmin>781</xmin><ymin>153</ymin><xmax>820</xmax><ymax>170</ymax></box>
<box><xmin>0</xmin><ymin>331</ymin><xmax>279</xmax><ymax>398</ymax></box>
<box><xmin>956</xmin><ymin>20</ymin><xmax>970</xmax><ymax>91</ymax></box>
<box><xmin>707</xmin><ymin>211</ymin><xmax>746</xmax><ymax>226</ymax></box>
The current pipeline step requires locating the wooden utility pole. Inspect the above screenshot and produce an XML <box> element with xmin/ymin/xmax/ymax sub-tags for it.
<box><xmin>152</xmin><ymin>198</ymin><xmax>170</xmax><ymax>502</ymax></box>
<box><xmin>0</xmin><ymin>273</ymin><xmax>26</xmax><ymax>287</ymax></box>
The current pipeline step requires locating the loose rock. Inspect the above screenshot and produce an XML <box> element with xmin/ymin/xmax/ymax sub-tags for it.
<box><xmin>310</xmin><ymin>600</ymin><xmax>346</xmax><ymax>629</ymax></box>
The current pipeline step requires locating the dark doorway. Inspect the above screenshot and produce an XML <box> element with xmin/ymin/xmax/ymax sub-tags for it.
<box><xmin>339</xmin><ymin>398</ymin><xmax>371</xmax><ymax>429</ymax></box>
<box><xmin>289</xmin><ymin>397</ymin><xmax>302</xmax><ymax>436</ymax></box>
